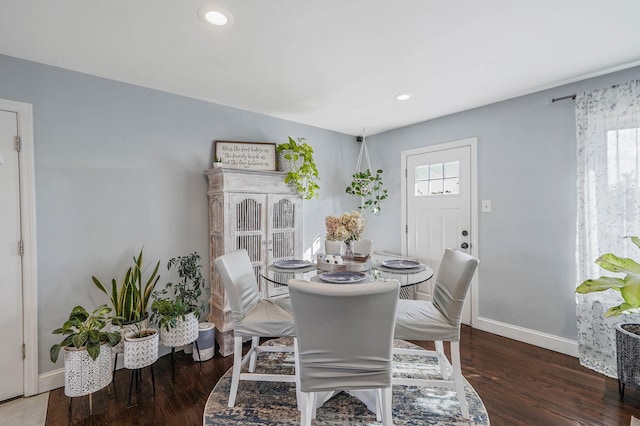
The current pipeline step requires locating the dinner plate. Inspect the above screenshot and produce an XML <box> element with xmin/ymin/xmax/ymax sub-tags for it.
<box><xmin>380</xmin><ymin>259</ymin><xmax>421</xmax><ymax>270</ymax></box>
<box><xmin>318</xmin><ymin>271</ymin><xmax>367</xmax><ymax>284</ymax></box>
<box><xmin>273</xmin><ymin>259</ymin><xmax>313</xmax><ymax>269</ymax></box>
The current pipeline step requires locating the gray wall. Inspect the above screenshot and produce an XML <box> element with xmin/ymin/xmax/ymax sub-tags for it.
<box><xmin>365</xmin><ymin>66</ymin><xmax>640</xmax><ymax>340</ymax></box>
<box><xmin>0</xmin><ymin>54</ymin><xmax>359</xmax><ymax>374</ymax></box>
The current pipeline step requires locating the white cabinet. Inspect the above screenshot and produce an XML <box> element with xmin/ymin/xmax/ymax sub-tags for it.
<box><xmin>205</xmin><ymin>168</ymin><xmax>302</xmax><ymax>356</ymax></box>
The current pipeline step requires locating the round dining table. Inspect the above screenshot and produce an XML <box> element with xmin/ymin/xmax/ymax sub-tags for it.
<box><xmin>261</xmin><ymin>254</ymin><xmax>434</xmax><ymax>299</ymax></box>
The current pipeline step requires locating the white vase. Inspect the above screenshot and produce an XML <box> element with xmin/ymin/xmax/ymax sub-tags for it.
<box><xmin>160</xmin><ymin>312</ymin><xmax>199</xmax><ymax>348</ymax></box>
<box><xmin>64</xmin><ymin>343</ymin><xmax>112</xmax><ymax>397</ymax></box>
<box><xmin>124</xmin><ymin>329</ymin><xmax>159</xmax><ymax>369</ymax></box>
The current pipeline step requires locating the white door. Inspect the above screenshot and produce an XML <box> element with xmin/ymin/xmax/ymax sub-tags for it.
<box><xmin>0</xmin><ymin>109</ymin><xmax>24</xmax><ymax>401</ymax></box>
<box><xmin>404</xmin><ymin>140</ymin><xmax>475</xmax><ymax>324</ymax></box>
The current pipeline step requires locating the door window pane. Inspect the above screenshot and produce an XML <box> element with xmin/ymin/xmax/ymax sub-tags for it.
<box><xmin>414</xmin><ymin>160</ymin><xmax>460</xmax><ymax>196</ymax></box>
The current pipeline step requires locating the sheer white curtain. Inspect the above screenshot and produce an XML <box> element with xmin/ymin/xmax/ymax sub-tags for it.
<box><xmin>576</xmin><ymin>79</ymin><xmax>640</xmax><ymax>377</ymax></box>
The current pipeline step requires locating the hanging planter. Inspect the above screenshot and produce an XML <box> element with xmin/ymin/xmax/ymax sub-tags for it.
<box><xmin>345</xmin><ymin>130</ymin><xmax>388</xmax><ymax>215</ymax></box>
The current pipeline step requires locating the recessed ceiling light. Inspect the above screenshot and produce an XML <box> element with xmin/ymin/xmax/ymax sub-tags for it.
<box><xmin>395</xmin><ymin>93</ymin><xmax>413</xmax><ymax>101</ymax></box>
<box><xmin>204</xmin><ymin>10</ymin><xmax>228</xmax><ymax>26</ymax></box>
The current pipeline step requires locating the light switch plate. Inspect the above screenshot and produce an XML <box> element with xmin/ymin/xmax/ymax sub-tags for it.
<box><xmin>482</xmin><ymin>200</ymin><xmax>491</xmax><ymax>212</ymax></box>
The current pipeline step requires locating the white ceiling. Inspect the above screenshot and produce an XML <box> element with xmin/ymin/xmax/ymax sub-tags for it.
<box><xmin>1</xmin><ymin>0</ymin><xmax>640</xmax><ymax>136</ymax></box>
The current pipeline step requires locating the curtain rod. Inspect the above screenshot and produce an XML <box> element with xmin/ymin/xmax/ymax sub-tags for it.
<box><xmin>551</xmin><ymin>94</ymin><xmax>576</xmax><ymax>103</ymax></box>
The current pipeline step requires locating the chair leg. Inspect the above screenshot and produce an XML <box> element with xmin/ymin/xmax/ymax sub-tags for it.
<box><xmin>228</xmin><ymin>336</ymin><xmax>243</xmax><ymax>407</ymax></box>
<box><xmin>435</xmin><ymin>341</ymin><xmax>449</xmax><ymax>379</ymax></box>
<box><xmin>294</xmin><ymin>338</ymin><xmax>302</xmax><ymax>411</ymax></box>
<box><xmin>301</xmin><ymin>392</ymin><xmax>313</xmax><ymax>426</ymax></box>
<box><xmin>380</xmin><ymin>387</ymin><xmax>393</xmax><ymax>426</ymax></box>
<box><xmin>451</xmin><ymin>341</ymin><xmax>470</xmax><ymax>419</ymax></box>
<box><xmin>375</xmin><ymin>389</ymin><xmax>383</xmax><ymax>421</ymax></box>
<box><xmin>248</xmin><ymin>336</ymin><xmax>260</xmax><ymax>372</ymax></box>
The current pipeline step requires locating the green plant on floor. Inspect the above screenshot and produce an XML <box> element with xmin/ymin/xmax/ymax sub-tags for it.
<box><xmin>276</xmin><ymin>136</ymin><xmax>320</xmax><ymax>200</ymax></box>
<box><xmin>92</xmin><ymin>247</ymin><xmax>160</xmax><ymax>325</ymax></box>
<box><xmin>50</xmin><ymin>305</ymin><xmax>121</xmax><ymax>362</ymax></box>
<box><xmin>151</xmin><ymin>252</ymin><xmax>208</xmax><ymax>331</ymax></box>
<box><xmin>576</xmin><ymin>236</ymin><xmax>640</xmax><ymax>317</ymax></box>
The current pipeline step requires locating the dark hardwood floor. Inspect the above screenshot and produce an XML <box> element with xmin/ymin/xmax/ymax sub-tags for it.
<box><xmin>46</xmin><ymin>326</ymin><xmax>640</xmax><ymax>425</ymax></box>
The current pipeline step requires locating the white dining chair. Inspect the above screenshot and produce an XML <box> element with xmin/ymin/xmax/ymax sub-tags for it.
<box><xmin>214</xmin><ymin>249</ymin><xmax>297</xmax><ymax>407</ymax></box>
<box><xmin>393</xmin><ymin>248</ymin><xmax>479</xmax><ymax>419</ymax></box>
<box><xmin>288</xmin><ymin>278</ymin><xmax>400</xmax><ymax>426</ymax></box>
<box><xmin>324</xmin><ymin>239</ymin><xmax>373</xmax><ymax>256</ymax></box>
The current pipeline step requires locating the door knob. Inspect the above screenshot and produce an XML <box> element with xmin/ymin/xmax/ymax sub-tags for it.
<box><xmin>461</xmin><ymin>230</ymin><xmax>469</xmax><ymax>236</ymax></box>
<box><xmin>461</xmin><ymin>242</ymin><xmax>469</xmax><ymax>249</ymax></box>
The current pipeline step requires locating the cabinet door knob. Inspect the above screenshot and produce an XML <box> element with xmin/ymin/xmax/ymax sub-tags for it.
<box><xmin>461</xmin><ymin>242</ymin><xmax>469</xmax><ymax>249</ymax></box>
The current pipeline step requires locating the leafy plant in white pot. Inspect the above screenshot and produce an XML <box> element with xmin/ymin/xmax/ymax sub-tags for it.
<box><xmin>276</xmin><ymin>136</ymin><xmax>320</xmax><ymax>199</ymax></box>
<box><xmin>576</xmin><ymin>236</ymin><xmax>640</xmax><ymax>399</ymax></box>
<box><xmin>92</xmin><ymin>247</ymin><xmax>160</xmax><ymax>356</ymax></box>
<box><xmin>50</xmin><ymin>305</ymin><xmax>121</xmax><ymax>414</ymax></box>
<box><xmin>152</xmin><ymin>252</ymin><xmax>208</xmax><ymax>373</ymax></box>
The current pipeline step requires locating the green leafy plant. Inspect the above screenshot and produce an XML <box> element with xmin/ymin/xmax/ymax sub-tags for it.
<box><xmin>151</xmin><ymin>252</ymin><xmax>208</xmax><ymax>331</ymax></box>
<box><xmin>345</xmin><ymin>169</ymin><xmax>388</xmax><ymax>215</ymax></box>
<box><xmin>276</xmin><ymin>136</ymin><xmax>320</xmax><ymax>200</ymax></box>
<box><xmin>50</xmin><ymin>305</ymin><xmax>122</xmax><ymax>362</ymax></box>
<box><xmin>92</xmin><ymin>247</ymin><xmax>160</xmax><ymax>325</ymax></box>
<box><xmin>576</xmin><ymin>236</ymin><xmax>640</xmax><ymax>317</ymax></box>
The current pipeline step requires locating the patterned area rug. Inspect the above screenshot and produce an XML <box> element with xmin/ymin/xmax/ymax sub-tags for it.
<box><xmin>203</xmin><ymin>338</ymin><xmax>489</xmax><ymax>425</ymax></box>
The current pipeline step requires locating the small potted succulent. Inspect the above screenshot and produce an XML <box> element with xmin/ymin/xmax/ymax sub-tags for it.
<box><xmin>276</xmin><ymin>136</ymin><xmax>320</xmax><ymax>200</ymax></box>
<box><xmin>50</xmin><ymin>305</ymin><xmax>121</xmax><ymax>402</ymax></box>
<box><xmin>213</xmin><ymin>157</ymin><xmax>224</xmax><ymax>168</ymax></box>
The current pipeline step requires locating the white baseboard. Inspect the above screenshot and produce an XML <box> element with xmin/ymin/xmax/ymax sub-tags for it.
<box><xmin>475</xmin><ymin>317</ymin><xmax>579</xmax><ymax>357</ymax></box>
<box><xmin>39</xmin><ymin>368</ymin><xmax>64</xmax><ymax>393</ymax></box>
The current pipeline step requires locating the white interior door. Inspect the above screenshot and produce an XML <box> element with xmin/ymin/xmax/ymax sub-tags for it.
<box><xmin>404</xmin><ymin>141</ymin><xmax>475</xmax><ymax>324</ymax></box>
<box><xmin>0</xmin><ymin>109</ymin><xmax>24</xmax><ymax>401</ymax></box>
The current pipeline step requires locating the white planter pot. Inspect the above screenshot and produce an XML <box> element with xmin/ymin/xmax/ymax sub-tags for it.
<box><xmin>160</xmin><ymin>312</ymin><xmax>199</xmax><ymax>348</ymax></box>
<box><xmin>111</xmin><ymin>315</ymin><xmax>149</xmax><ymax>354</ymax></box>
<box><xmin>278</xmin><ymin>150</ymin><xmax>303</xmax><ymax>173</ymax></box>
<box><xmin>124</xmin><ymin>329</ymin><xmax>159</xmax><ymax>369</ymax></box>
<box><xmin>64</xmin><ymin>343</ymin><xmax>112</xmax><ymax>397</ymax></box>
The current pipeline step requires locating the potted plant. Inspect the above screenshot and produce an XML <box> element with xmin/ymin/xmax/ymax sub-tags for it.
<box><xmin>50</xmin><ymin>305</ymin><xmax>121</xmax><ymax>405</ymax></box>
<box><xmin>213</xmin><ymin>157</ymin><xmax>224</xmax><ymax>168</ymax></box>
<box><xmin>92</xmin><ymin>247</ymin><xmax>160</xmax><ymax>350</ymax></box>
<box><xmin>151</xmin><ymin>252</ymin><xmax>207</xmax><ymax>348</ymax></box>
<box><xmin>123</xmin><ymin>318</ymin><xmax>159</xmax><ymax>370</ymax></box>
<box><xmin>345</xmin><ymin>169</ymin><xmax>388</xmax><ymax>215</ymax></box>
<box><xmin>276</xmin><ymin>136</ymin><xmax>320</xmax><ymax>200</ymax></box>
<box><xmin>576</xmin><ymin>235</ymin><xmax>640</xmax><ymax>399</ymax></box>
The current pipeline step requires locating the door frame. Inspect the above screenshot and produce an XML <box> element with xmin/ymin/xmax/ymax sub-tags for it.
<box><xmin>401</xmin><ymin>137</ymin><xmax>479</xmax><ymax>326</ymax></box>
<box><xmin>0</xmin><ymin>99</ymin><xmax>38</xmax><ymax>396</ymax></box>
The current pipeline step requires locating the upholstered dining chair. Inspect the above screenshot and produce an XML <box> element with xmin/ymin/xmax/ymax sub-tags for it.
<box><xmin>288</xmin><ymin>279</ymin><xmax>400</xmax><ymax>426</ymax></box>
<box><xmin>214</xmin><ymin>249</ymin><xmax>297</xmax><ymax>408</ymax></box>
<box><xmin>393</xmin><ymin>248</ymin><xmax>479</xmax><ymax>419</ymax></box>
<box><xmin>324</xmin><ymin>239</ymin><xmax>373</xmax><ymax>256</ymax></box>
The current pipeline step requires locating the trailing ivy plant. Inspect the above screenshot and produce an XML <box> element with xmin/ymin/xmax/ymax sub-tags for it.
<box><xmin>345</xmin><ymin>169</ymin><xmax>388</xmax><ymax>215</ymax></box>
<box><xmin>50</xmin><ymin>305</ymin><xmax>122</xmax><ymax>362</ymax></box>
<box><xmin>276</xmin><ymin>136</ymin><xmax>320</xmax><ymax>200</ymax></box>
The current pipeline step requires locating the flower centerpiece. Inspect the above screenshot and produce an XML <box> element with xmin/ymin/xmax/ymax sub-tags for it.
<box><xmin>325</xmin><ymin>211</ymin><xmax>365</xmax><ymax>258</ymax></box>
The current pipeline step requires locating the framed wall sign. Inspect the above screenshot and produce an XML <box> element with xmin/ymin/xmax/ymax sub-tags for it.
<box><xmin>214</xmin><ymin>140</ymin><xmax>277</xmax><ymax>171</ymax></box>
